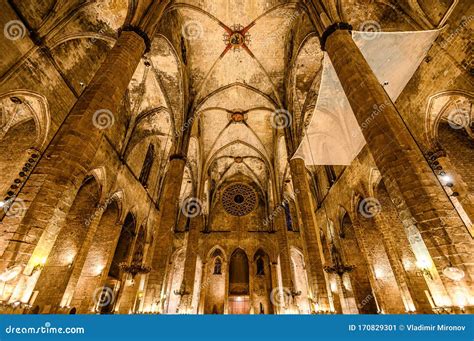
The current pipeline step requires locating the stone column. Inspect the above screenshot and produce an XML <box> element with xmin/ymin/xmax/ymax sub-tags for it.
<box><xmin>223</xmin><ymin>263</ymin><xmax>229</xmax><ymax>314</ymax></box>
<box><xmin>272</xmin><ymin>205</ymin><xmax>297</xmax><ymax>312</ymax></box>
<box><xmin>74</xmin><ymin>220</ymin><xmax>123</xmax><ymax>313</ymax></box>
<box><xmin>249</xmin><ymin>259</ymin><xmax>255</xmax><ymax>314</ymax></box>
<box><xmin>143</xmin><ymin>155</ymin><xmax>187</xmax><ymax>309</ymax></box>
<box><xmin>1</xmin><ymin>30</ymin><xmax>146</xmax><ymax>269</ymax></box>
<box><xmin>335</xmin><ymin>273</ymin><xmax>358</xmax><ymax>314</ymax></box>
<box><xmin>351</xmin><ymin>218</ymin><xmax>389</xmax><ymax>313</ymax></box>
<box><xmin>0</xmin><ymin>1</ymin><xmax>171</xmax><ymax>296</ymax></box>
<box><xmin>269</xmin><ymin>262</ymin><xmax>279</xmax><ymax>313</ymax></box>
<box><xmin>1</xmin><ymin>31</ymin><xmax>149</xmax><ymax>308</ymax></box>
<box><xmin>374</xmin><ymin>212</ymin><xmax>433</xmax><ymax>313</ymax></box>
<box><xmin>33</xmin><ymin>204</ymin><xmax>105</xmax><ymax>309</ymax></box>
<box><xmin>177</xmin><ymin>215</ymin><xmax>203</xmax><ymax>313</ymax></box>
<box><xmin>289</xmin><ymin>158</ymin><xmax>330</xmax><ymax>310</ymax></box>
<box><xmin>196</xmin><ymin>261</ymin><xmax>207</xmax><ymax>314</ymax></box>
<box><xmin>324</xmin><ymin>28</ymin><xmax>473</xmax><ymax>302</ymax></box>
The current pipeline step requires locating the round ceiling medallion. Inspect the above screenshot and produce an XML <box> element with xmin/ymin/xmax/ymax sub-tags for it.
<box><xmin>222</xmin><ymin>183</ymin><xmax>257</xmax><ymax>217</ymax></box>
<box><xmin>229</xmin><ymin>32</ymin><xmax>245</xmax><ymax>47</ymax></box>
<box><xmin>230</xmin><ymin>111</ymin><xmax>246</xmax><ymax>123</ymax></box>
<box><xmin>223</xmin><ymin>24</ymin><xmax>251</xmax><ymax>52</ymax></box>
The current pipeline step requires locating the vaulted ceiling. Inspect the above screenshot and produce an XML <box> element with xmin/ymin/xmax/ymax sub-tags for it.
<box><xmin>174</xmin><ymin>0</ymin><xmax>299</xmax><ymax>197</ymax></box>
<box><xmin>5</xmin><ymin>0</ymin><xmax>458</xmax><ymax>199</ymax></box>
<box><xmin>123</xmin><ymin>0</ymin><xmax>455</xmax><ymax>198</ymax></box>
<box><xmin>169</xmin><ymin>0</ymin><xmax>425</xmax><ymax>197</ymax></box>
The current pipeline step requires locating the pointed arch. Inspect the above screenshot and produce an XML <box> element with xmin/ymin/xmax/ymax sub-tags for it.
<box><xmin>0</xmin><ymin>90</ymin><xmax>51</xmax><ymax>150</ymax></box>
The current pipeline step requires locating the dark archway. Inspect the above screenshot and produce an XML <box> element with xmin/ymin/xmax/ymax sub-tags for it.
<box><xmin>253</xmin><ymin>249</ymin><xmax>273</xmax><ymax>314</ymax></box>
<box><xmin>100</xmin><ymin>212</ymin><xmax>136</xmax><ymax>314</ymax></box>
<box><xmin>203</xmin><ymin>248</ymin><xmax>226</xmax><ymax>314</ymax></box>
<box><xmin>109</xmin><ymin>212</ymin><xmax>136</xmax><ymax>279</ymax></box>
<box><xmin>228</xmin><ymin>248</ymin><xmax>249</xmax><ymax>314</ymax></box>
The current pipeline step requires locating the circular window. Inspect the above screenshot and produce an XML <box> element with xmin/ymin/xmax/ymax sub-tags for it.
<box><xmin>222</xmin><ymin>183</ymin><xmax>257</xmax><ymax>216</ymax></box>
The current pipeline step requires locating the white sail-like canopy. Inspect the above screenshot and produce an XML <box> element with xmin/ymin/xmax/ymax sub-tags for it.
<box><xmin>293</xmin><ymin>29</ymin><xmax>440</xmax><ymax>165</ymax></box>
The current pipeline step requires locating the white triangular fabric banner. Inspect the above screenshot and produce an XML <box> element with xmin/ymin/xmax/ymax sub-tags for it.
<box><xmin>293</xmin><ymin>29</ymin><xmax>440</xmax><ymax>165</ymax></box>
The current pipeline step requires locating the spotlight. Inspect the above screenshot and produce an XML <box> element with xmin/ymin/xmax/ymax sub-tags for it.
<box><xmin>374</xmin><ymin>268</ymin><xmax>385</xmax><ymax>279</ymax></box>
<box><xmin>416</xmin><ymin>258</ymin><xmax>433</xmax><ymax>279</ymax></box>
<box><xmin>440</xmin><ymin>174</ymin><xmax>452</xmax><ymax>183</ymax></box>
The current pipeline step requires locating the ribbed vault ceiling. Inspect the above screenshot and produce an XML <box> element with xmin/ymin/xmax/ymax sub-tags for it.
<box><xmin>174</xmin><ymin>0</ymin><xmax>302</xmax><ymax>193</ymax></box>
<box><xmin>14</xmin><ymin>0</ymin><xmax>452</xmax><ymax>198</ymax></box>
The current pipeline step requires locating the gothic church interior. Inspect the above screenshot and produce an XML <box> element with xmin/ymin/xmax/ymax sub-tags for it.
<box><xmin>0</xmin><ymin>0</ymin><xmax>472</xmax><ymax>315</ymax></box>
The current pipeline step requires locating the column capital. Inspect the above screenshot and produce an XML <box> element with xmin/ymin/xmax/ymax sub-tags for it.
<box><xmin>320</xmin><ymin>22</ymin><xmax>352</xmax><ymax>51</ymax></box>
<box><xmin>289</xmin><ymin>156</ymin><xmax>307</xmax><ymax>171</ymax></box>
<box><xmin>130</xmin><ymin>0</ymin><xmax>172</xmax><ymax>44</ymax></box>
<box><xmin>121</xmin><ymin>25</ymin><xmax>152</xmax><ymax>53</ymax></box>
<box><xmin>169</xmin><ymin>153</ymin><xmax>187</xmax><ymax>162</ymax></box>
